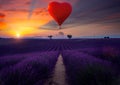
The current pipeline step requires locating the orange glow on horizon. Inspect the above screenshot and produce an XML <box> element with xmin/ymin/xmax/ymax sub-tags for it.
<box><xmin>0</xmin><ymin>7</ymin><xmax>52</xmax><ymax>37</ymax></box>
<box><xmin>1</xmin><ymin>18</ymin><xmax>52</xmax><ymax>37</ymax></box>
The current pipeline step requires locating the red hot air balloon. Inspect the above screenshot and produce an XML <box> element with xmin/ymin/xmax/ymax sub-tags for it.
<box><xmin>48</xmin><ymin>2</ymin><xmax>72</xmax><ymax>29</ymax></box>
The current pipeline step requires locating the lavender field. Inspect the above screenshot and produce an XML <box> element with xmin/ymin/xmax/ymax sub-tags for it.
<box><xmin>0</xmin><ymin>38</ymin><xmax>120</xmax><ymax>85</ymax></box>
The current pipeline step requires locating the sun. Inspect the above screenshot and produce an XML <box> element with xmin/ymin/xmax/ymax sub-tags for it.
<box><xmin>16</xmin><ymin>33</ymin><xmax>21</xmax><ymax>38</ymax></box>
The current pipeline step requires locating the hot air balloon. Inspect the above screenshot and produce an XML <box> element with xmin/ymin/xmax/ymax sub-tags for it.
<box><xmin>48</xmin><ymin>1</ymin><xmax>72</xmax><ymax>29</ymax></box>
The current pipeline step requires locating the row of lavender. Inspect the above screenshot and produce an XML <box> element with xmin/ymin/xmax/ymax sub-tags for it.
<box><xmin>0</xmin><ymin>39</ymin><xmax>61</xmax><ymax>56</ymax></box>
<box><xmin>1</xmin><ymin>39</ymin><xmax>120</xmax><ymax>56</ymax></box>
<box><xmin>62</xmin><ymin>50</ymin><xmax>120</xmax><ymax>85</ymax></box>
<box><xmin>61</xmin><ymin>39</ymin><xmax>120</xmax><ymax>66</ymax></box>
<box><xmin>77</xmin><ymin>47</ymin><xmax>120</xmax><ymax>67</ymax></box>
<box><xmin>0</xmin><ymin>51</ymin><xmax>59</xmax><ymax>85</ymax></box>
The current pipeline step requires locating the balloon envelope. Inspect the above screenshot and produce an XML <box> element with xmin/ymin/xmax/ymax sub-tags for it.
<box><xmin>48</xmin><ymin>2</ymin><xmax>72</xmax><ymax>26</ymax></box>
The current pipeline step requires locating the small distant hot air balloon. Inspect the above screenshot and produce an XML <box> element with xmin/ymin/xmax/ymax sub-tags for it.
<box><xmin>48</xmin><ymin>1</ymin><xmax>72</xmax><ymax>29</ymax></box>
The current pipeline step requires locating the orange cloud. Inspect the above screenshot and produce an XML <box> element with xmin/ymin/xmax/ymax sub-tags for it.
<box><xmin>0</xmin><ymin>22</ymin><xmax>8</xmax><ymax>30</ymax></box>
<box><xmin>34</xmin><ymin>8</ymin><xmax>49</xmax><ymax>16</ymax></box>
<box><xmin>0</xmin><ymin>13</ymin><xmax>5</xmax><ymax>18</ymax></box>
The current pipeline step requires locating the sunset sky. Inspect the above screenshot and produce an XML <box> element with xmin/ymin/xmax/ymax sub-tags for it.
<box><xmin>0</xmin><ymin>0</ymin><xmax>120</xmax><ymax>38</ymax></box>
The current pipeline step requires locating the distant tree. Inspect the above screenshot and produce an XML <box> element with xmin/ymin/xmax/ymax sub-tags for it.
<box><xmin>107</xmin><ymin>36</ymin><xmax>110</xmax><ymax>39</ymax></box>
<box><xmin>104</xmin><ymin>36</ymin><xmax>110</xmax><ymax>39</ymax></box>
<box><xmin>48</xmin><ymin>35</ymin><xmax>53</xmax><ymax>39</ymax></box>
<box><xmin>104</xmin><ymin>37</ymin><xmax>106</xmax><ymax>39</ymax></box>
<box><xmin>67</xmin><ymin>35</ymin><xmax>72</xmax><ymax>39</ymax></box>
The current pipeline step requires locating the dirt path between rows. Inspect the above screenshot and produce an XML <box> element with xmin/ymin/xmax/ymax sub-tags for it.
<box><xmin>44</xmin><ymin>54</ymin><xmax>68</xmax><ymax>85</ymax></box>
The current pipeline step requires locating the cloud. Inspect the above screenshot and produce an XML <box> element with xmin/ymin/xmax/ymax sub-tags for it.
<box><xmin>70</xmin><ymin>0</ymin><xmax>120</xmax><ymax>25</ymax></box>
<box><xmin>104</xmin><ymin>13</ymin><xmax>120</xmax><ymax>20</ymax></box>
<box><xmin>0</xmin><ymin>13</ymin><xmax>6</xmax><ymax>18</ymax></box>
<box><xmin>34</xmin><ymin>8</ymin><xmax>48</xmax><ymax>16</ymax></box>
<box><xmin>0</xmin><ymin>0</ymin><xmax>29</xmax><ymax>11</ymax></box>
<box><xmin>3</xmin><ymin>9</ymin><xmax>29</xmax><ymax>12</ymax></box>
<box><xmin>0</xmin><ymin>22</ymin><xmax>7</xmax><ymax>30</ymax></box>
<box><xmin>28</xmin><ymin>0</ymin><xmax>38</xmax><ymax>19</ymax></box>
<box><xmin>0</xmin><ymin>0</ymin><xmax>13</xmax><ymax>5</ymax></box>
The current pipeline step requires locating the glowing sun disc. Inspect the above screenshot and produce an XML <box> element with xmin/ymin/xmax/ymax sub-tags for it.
<box><xmin>16</xmin><ymin>33</ymin><xmax>21</xmax><ymax>38</ymax></box>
